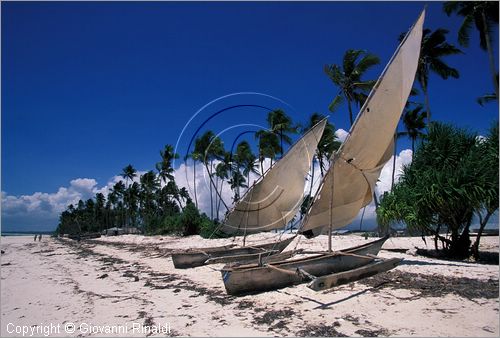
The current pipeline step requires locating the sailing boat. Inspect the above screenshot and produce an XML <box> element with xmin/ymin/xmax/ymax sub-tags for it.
<box><xmin>221</xmin><ymin>9</ymin><xmax>425</xmax><ymax>295</ymax></box>
<box><xmin>172</xmin><ymin>118</ymin><xmax>327</xmax><ymax>268</ymax></box>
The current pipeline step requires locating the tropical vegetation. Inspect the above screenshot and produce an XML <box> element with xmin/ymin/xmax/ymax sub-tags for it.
<box><xmin>377</xmin><ymin>122</ymin><xmax>498</xmax><ymax>259</ymax></box>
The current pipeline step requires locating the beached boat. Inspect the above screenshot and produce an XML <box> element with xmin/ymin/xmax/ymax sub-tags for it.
<box><xmin>222</xmin><ymin>235</ymin><xmax>390</xmax><ymax>295</ymax></box>
<box><xmin>172</xmin><ymin>118</ymin><xmax>327</xmax><ymax>268</ymax></box>
<box><xmin>220</xmin><ymin>9</ymin><xmax>425</xmax><ymax>295</ymax></box>
<box><xmin>172</xmin><ymin>236</ymin><xmax>296</xmax><ymax>268</ymax></box>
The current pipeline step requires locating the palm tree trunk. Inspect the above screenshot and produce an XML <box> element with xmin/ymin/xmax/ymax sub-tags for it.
<box><xmin>309</xmin><ymin>156</ymin><xmax>316</xmax><ymax>197</ymax></box>
<box><xmin>347</xmin><ymin>99</ymin><xmax>354</xmax><ymax>126</ymax></box>
<box><xmin>260</xmin><ymin>158</ymin><xmax>264</xmax><ymax>177</ymax></box>
<box><xmin>391</xmin><ymin>132</ymin><xmax>397</xmax><ymax>190</ymax></box>
<box><xmin>216</xmin><ymin>178</ymin><xmax>224</xmax><ymax>216</ymax></box>
<box><xmin>421</xmin><ymin>74</ymin><xmax>431</xmax><ymax>127</ymax></box>
<box><xmin>481</xmin><ymin>10</ymin><xmax>499</xmax><ymax>100</ymax></box>
<box><xmin>214</xmin><ymin>173</ymin><xmax>219</xmax><ymax>218</ymax></box>
<box><xmin>207</xmin><ymin>162</ymin><xmax>213</xmax><ymax>219</ymax></box>
<box><xmin>280</xmin><ymin>128</ymin><xmax>284</xmax><ymax>157</ymax></box>
<box><xmin>193</xmin><ymin>159</ymin><xmax>198</xmax><ymax>208</ymax></box>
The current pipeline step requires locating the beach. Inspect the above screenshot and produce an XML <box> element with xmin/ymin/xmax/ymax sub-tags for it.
<box><xmin>1</xmin><ymin>234</ymin><xmax>498</xmax><ymax>337</ymax></box>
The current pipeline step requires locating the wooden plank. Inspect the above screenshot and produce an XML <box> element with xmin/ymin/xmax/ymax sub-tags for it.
<box><xmin>205</xmin><ymin>250</ymin><xmax>279</xmax><ymax>264</ymax></box>
<box><xmin>307</xmin><ymin>258</ymin><xmax>402</xmax><ymax>291</ymax></box>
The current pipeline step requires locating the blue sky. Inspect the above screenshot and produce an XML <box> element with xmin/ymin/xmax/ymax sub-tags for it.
<box><xmin>2</xmin><ymin>1</ymin><xmax>498</xmax><ymax>231</ymax></box>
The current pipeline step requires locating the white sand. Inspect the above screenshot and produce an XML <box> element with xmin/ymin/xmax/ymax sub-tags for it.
<box><xmin>1</xmin><ymin>234</ymin><xmax>498</xmax><ymax>337</ymax></box>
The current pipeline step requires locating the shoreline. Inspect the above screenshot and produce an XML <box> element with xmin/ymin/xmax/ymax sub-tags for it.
<box><xmin>1</xmin><ymin>234</ymin><xmax>498</xmax><ymax>337</ymax></box>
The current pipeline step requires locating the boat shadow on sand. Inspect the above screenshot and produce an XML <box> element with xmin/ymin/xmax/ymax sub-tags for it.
<box><xmin>277</xmin><ymin>268</ymin><xmax>498</xmax><ymax>310</ymax></box>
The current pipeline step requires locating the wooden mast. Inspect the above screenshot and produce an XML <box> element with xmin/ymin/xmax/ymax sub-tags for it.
<box><xmin>328</xmin><ymin>155</ymin><xmax>335</xmax><ymax>252</ymax></box>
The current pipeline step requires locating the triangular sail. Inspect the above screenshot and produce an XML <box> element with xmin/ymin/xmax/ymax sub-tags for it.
<box><xmin>221</xmin><ymin>119</ymin><xmax>327</xmax><ymax>234</ymax></box>
<box><xmin>301</xmin><ymin>9</ymin><xmax>425</xmax><ymax>234</ymax></box>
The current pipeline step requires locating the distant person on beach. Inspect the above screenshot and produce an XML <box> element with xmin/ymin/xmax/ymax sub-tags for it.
<box><xmin>34</xmin><ymin>234</ymin><xmax>37</xmax><ymax>241</ymax></box>
<box><xmin>39</xmin><ymin>234</ymin><xmax>42</xmax><ymax>241</ymax></box>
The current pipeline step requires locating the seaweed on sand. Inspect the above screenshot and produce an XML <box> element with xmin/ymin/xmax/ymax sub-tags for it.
<box><xmin>358</xmin><ymin>270</ymin><xmax>499</xmax><ymax>301</ymax></box>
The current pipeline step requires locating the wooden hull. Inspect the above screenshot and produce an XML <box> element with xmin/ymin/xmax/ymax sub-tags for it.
<box><xmin>171</xmin><ymin>236</ymin><xmax>295</xmax><ymax>269</ymax></box>
<box><xmin>307</xmin><ymin>257</ymin><xmax>402</xmax><ymax>291</ymax></box>
<box><xmin>221</xmin><ymin>235</ymin><xmax>390</xmax><ymax>295</ymax></box>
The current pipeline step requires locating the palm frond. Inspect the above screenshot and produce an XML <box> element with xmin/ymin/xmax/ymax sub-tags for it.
<box><xmin>354</xmin><ymin>53</ymin><xmax>380</xmax><ymax>75</ymax></box>
<box><xmin>429</xmin><ymin>58</ymin><xmax>460</xmax><ymax>79</ymax></box>
<box><xmin>343</xmin><ymin>49</ymin><xmax>364</xmax><ymax>76</ymax></box>
<box><xmin>328</xmin><ymin>94</ymin><xmax>344</xmax><ymax>112</ymax></box>
<box><xmin>443</xmin><ymin>1</ymin><xmax>460</xmax><ymax>16</ymax></box>
<box><xmin>477</xmin><ymin>93</ymin><xmax>497</xmax><ymax>106</ymax></box>
<box><xmin>457</xmin><ymin>14</ymin><xmax>474</xmax><ymax>47</ymax></box>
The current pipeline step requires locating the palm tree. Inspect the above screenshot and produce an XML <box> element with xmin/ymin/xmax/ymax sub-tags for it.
<box><xmin>228</xmin><ymin>170</ymin><xmax>247</xmax><ymax>202</ymax></box>
<box><xmin>401</xmin><ymin>105</ymin><xmax>427</xmax><ymax>153</ymax></box>
<box><xmin>266</xmin><ymin>109</ymin><xmax>298</xmax><ymax>157</ymax></box>
<box><xmin>139</xmin><ymin>171</ymin><xmax>159</xmax><ymax>229</ymax></box>
<box><xmin>156</xmin><ymin>145</ymin><xmax>179</xmax><ymax>185</ymax></box>
<box><xmin>306</xmin><ymin>113</ymin><xmax>341</xmax><ymax>176</ymax></box>
<box><xmin>121</xmin><ymin>164</ymin><xmax>137</xmax><ymax>186</ymax></box>
<box><xmin>255</xmin><ymin>129</ymin><xmax>280</xmax><ymax>175</ymax></box>
<box><xmin>94</xmin><ymin>193</ymin><xmax>106</xmax><ymax>233</ymax></box>
<box><xmin>390</xmin><ymin>88</ymin><xmax>424</xmax><ymax>189</ymax></box>
<box><xmin>401</xmin><ymin>28</ymin><xmax>462</xmax><ymax>124</ymax></box>
<box><xmin>121</xmin><ymin>164</ymin><xmax>137</xmax><ymax>228</ymax></box>
<box><xmin>189</xmin><ymin>151</ymin><xmax>201</xmax><ymax>209</ymax></box>
<box><xmin>215</xmin><ymin>152</ymin><xmax>232</xmax><ymax>217</ymax></box>
<box><xmin>111</xmin><ymin>181</ymin><xmax>126</xmax><ymax>227</ymax></box>
<box><xmin>127</xmin><ymin>182</ymin><xmax>140</xmax><ymax>227</ymax></box>
<box><xmin>179</xmin><ymin>187</ymin><xmax>191</xmax><ymax>205</ymax></box>
<box><xmin>165</xmin><ymin>180</ymin><xmax>184</xmax><ymax>211</ymax></box>
<box><xmin>304</xmin><ymin>113</ymin><xmax>341</xmax><ymax>197</ymax></box>
<box><xmin>443</xmin><ymin>1</ymin><xmax>499</xmax><ymax>99</ymax></box>
<box><xmin>324</xmin><ymin>49</ymin><xmax>380</xmax><ymax>126</ymax></box>
<box><xmin>477</xmin><ymin>73</ymin><xmax>499</xmax><ymax>106</ymax></box>
<box><xmin>195</xmin><ymin>131</ymin><xmax>225</xmax><ymax>219</ymax></box>
<box><xmin>235</xmin><ymin>141</ymin><xmax>258</xmax><ymax>190</ymax></box>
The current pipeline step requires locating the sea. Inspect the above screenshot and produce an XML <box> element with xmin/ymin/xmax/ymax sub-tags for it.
<box><xmin>1</xmin><ymin>231</ymin><xmax>54</xmax><ymax>237</ymax></box>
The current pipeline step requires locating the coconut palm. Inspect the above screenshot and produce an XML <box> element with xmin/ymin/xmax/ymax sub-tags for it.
<box><xmin>121</xmin><ymin>164</ymin><xmax>137</xmax><ymax>228</ymax></box>
<box><xmin>266</xmin><ymin>109</ymin><xmax>298</xmax><ymax>157</ymax></box>
<box><xmin>111</xmin><ymin>181</ymin><xmax>126</xmax><ymax>226</ymax></box>
<box><xmin>179</xmin><ymin>187</ymin><xmax>191</xmax><ymax>205</ymax></box>
<box><xmin>401</xmin><ymin>28</ymin><xmax>462</xmax><ymax>124</ymax></box>
<box><xmin>477</xmin><ymin>73</ymin><xmax>499</xmax><ymax>106</ymax></box>
<box><xmin>304</xmin><ymin>113</ymin><xmax>341</xmax><ymax>197</ymax></box>
<box><xmin>306</xmin><ymin>113</ymin><xmax>341</xmax><ymax>175</ymax></box>
<box><xmin>443</xmin><ymin>1</ymin><xmax>499</xmax><ymax>99</ymax></box>
<box><xmin>228</xmin><ymin>170</ymin><xmax>247</xmax><ymax>203</ymax></box>
<box><xmin>255</xmin><ymin>129</ymin><xmax>280</xmax><ymax>175</ymax></box>
<box><xmin>195</xmin><ymin>131</ymin><xmax>225</xmax><ymax>219</ymax></box>
<box><xmin>234</xmin><ymin>141</ymin><xmax>258</xmax><ymax>191</ymax></box>
<box><xmin>390</xmin><ymin>88</ymin><xmax>425</xmax><ymax>189</ymax></box>
<box><xmin>324</xmin><ymin>49</ymin><xmax>380</xmax><ymax>126</ymax></box>
<box><xmin>401</xmin><ymin>105</ymin><xmax>427</xmax><ymax>153</ymax></box>
<box><xmin>165</xmin><ymin>180</ymin><xmax>184</xmax><ymax>211</ymax></box>
<box><xmin>215</xmin><ymin>152</ymin><xmax>232</xmax><ymax>217</ymax></box>
<box><xmin>189</xmin><ymin>151</ymin><xmax>202</xmax><ymax>209</ymax></box>
<box><xmin>156</xmin><ymin>145</ymin><xmax>179</xmax><ymax>184</ymax></box>
<box><xmin>121</xmin><ymin>164</ymin><xmax>137</xmax><ymax>187</ymax></box>
<box><xmin>94</xmin><ymin>193</ymin><xmax>106</xmax><ymax>232</ymax></box>
<box><xmin>139</xmin><ymin>171</ymin><xmax>159</xmax><ymax>228</ymax></box>
<box><xmin>126</xmin><ymin>182</ymin><xmax>140</xmax><ymax>227</ymax></box>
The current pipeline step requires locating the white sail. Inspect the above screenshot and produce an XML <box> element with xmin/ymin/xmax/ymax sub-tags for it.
<box><xmin>301</xmin><ymin>10</ymin><xmax>425</xmax><ymax>234</ymax></box>
<box><xmin>221</xmin><ymin>119</ymin><xmax>327</xmax><ymax>234</ymax></box>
